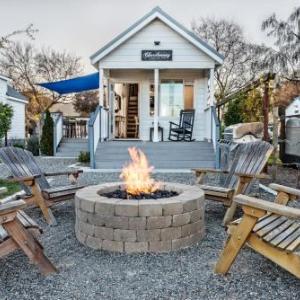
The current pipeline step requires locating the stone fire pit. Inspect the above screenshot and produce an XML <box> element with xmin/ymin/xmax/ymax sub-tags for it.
<box><xmin>75</xmin><ymin>182</ymin><xmax>205</xmax><ymax>253</ymax></box>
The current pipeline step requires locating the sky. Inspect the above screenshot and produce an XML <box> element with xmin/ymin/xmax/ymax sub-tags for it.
<box><xmin>0</xmin><ymin>0</ymin><xmax>299</xmax><ymax>72</ymax></box>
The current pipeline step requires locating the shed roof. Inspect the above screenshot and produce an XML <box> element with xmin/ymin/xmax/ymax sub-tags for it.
<box><xmin>6</xmin><ymin>85</ymin><xmax>27</xmax><ymax>101</ymax></box>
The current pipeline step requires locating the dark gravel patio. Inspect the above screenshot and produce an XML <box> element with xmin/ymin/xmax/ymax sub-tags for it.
<box><xmin>1</xmin><ymin>161</ymin><xmax>300</xmax><ymax>299</ymax></box>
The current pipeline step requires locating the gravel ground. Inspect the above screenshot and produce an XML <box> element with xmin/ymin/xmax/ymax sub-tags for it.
<box><xmin>1</xmin><ymin>159</ymin><xmax>300</xmax><ymax>299</ymax></box>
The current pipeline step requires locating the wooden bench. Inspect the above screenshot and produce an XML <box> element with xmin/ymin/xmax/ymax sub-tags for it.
<box><xmin>215</xmin><ymin>184</ymin><xmax>300</xmax><ymax>278</ymax></box>
<box><xmin>0</xmin><ymin>199</ymin><xmax>57</xmax><ymax>275</ymax></box>
<box><xmin>0</xmin><ymin>147</ymin><xmax>86</xmax><ymax>225</ymax></box>
<box><xmin>193</xmin><ymin>141</ymin><xmax>274</xmax><ymax>225</ymax></box>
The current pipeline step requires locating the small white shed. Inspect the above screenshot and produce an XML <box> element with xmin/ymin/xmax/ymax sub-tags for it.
<box><xmin>0</xmin><ymin>75</ymin><xmax>28</xmax><ymax>141</ymax></box>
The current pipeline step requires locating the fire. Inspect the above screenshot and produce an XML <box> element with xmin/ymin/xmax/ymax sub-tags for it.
<box><xmin>120</xmin><ymin>147</ymin><xmax>160</xmax><ymax>196</ymax></box>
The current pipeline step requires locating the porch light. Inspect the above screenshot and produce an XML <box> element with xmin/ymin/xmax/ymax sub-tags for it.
<box><xmin>154</xmin><ymin>41</ymin><xmax>160</xmax><ymax>46</ymax></box>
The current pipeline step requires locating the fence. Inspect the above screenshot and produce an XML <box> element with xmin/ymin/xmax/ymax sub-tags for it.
<box><xmin>88</xmin><ymin>106</ymin><xmax>109</xmax><ymax>168</ymax></box>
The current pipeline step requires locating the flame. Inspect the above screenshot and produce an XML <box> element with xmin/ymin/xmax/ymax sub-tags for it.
<box><xmin>120</xmin><ymin>147</ymin><xmax>160</xmax><ymax>195</ymax></box>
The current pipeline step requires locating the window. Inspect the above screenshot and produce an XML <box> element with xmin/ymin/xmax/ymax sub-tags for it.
<box><xmin>149</xmin><ymin>80</ymin><xmax>194</xmax><ymax>117</ymax></box>
<box><xmin>160</xmin><ymin>80</ymin><xmax>183</xmax><ymax>117</ymax></box>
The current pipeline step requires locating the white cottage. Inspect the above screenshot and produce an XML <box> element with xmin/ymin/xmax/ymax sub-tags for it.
<box><xmin>90</xmin><ymin>6</ymin><xmax>223</xmax><ymax>142</ymax></box>
<box><xmin>48</xmin><ymin>7</ymin><xmax>223</xmax><ymax>168</ymax></box>
<box><xmin>0</xmin><ymin>75</ymin><xmax>28</xmax><ymax>142</ymax></box>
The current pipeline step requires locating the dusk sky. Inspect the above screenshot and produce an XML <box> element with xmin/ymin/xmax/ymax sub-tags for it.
<box><xmin>0</xmin><ymin>0</ymin><xmax>298</xmax><ymax>72</ymax></box>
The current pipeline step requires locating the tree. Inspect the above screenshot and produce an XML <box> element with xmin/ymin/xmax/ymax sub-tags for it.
<box><xmin>192</xmin><ymin>18</ymin><xmax>262</xmax><ymax>101</ymax></box>
<box><xmin>0</xmin><ymin>24</ymin><xmax>37</xmax><ymax>50</ymax></box>
<box><xmin>40</xmin><ymin>110</ymin><xmax>53</xmax><ymax>156</ymax></box>
<box><xmin>223</xmin><ymin>89</ymin><xmax>263</xmax><ymax>127</ymax></box>
<box><xmin>260</xmin><ymin>7</ymin><xmax>300</xmax><ymax>81</ymax></box>
<box><xmin>0</xmin><ymin>103</ymin><xmax>13</xmax><ymax>146</ymax></box>
<box><xmin>0</xmin><ymin>42</ymin><xmax>83</xmax><ymax>129</ymax></box>
<box><xmin>223</xmin><ymin>93</ymin><xmax>245</xmax><ymax>127</ymax></box>
<box><xmin>73</xmin><ymin>91</ymin><xmax>99</xmax><ymax>115</ymax></box>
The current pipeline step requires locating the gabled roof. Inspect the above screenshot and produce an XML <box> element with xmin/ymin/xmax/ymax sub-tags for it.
<box><xmin>6</xmin><ymin>85</ymin><xmax>27</xmax><ymax>101</ymax></box>
<box><xmin>90</xmin><ymin>6</ymin><xmax>224</xmax><ymax>66</ymax></box>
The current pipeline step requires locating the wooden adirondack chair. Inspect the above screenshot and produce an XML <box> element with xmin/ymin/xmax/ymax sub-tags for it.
<box><xmin>215</xmin><ymin>184</ymin><xmax>300</xmax><ymax>279</ymax></box>
<box><xmin>168</xmin><ymin>109</ymin><xmax>195</xmax><ymax>141</ymax></box>
<box><xmin>0</xmin><ymin>199</ymin><xmax>57</xmax><ymax>275</ymax></box>
<box><xmin>0</xmin><ymin>147</ymin><xmax>85</xmax><ymax>225</ymax></box>
<box><xmin>193</xmin><ymin>141</ymin><xmax>274</xmax><ymax>225</ymax></box>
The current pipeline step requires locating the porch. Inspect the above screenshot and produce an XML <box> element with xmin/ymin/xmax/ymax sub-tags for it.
<box><xmin>93</xmin><ymin>140</ymin><xmax>215</xmax><ymax>170</ymax></box>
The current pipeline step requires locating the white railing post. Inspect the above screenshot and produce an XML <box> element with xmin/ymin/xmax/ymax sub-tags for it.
<box><xmin>52</xmin><ymin>113</ymin><xmax>63</xmax><ymax>156</ymax></box>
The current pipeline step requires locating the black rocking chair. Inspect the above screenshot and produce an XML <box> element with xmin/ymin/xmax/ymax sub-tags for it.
<box><xmin>168</xmin><ymin>109</ymin><xmax>195</xmax><ymax>141</ymax></box>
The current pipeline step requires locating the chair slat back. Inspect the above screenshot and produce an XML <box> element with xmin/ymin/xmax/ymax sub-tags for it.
<box><xmin>224</xmin><ymin>141</ymin><xmax>273</xmax><ymax>190</ymax></box>
<box><xmin>179</xmin><ymin>109</ymin><xmax>195</xmax><ymax>129</ymax></box>
<box><xmin>0</xmin><ymin>147</ymin><xmax>50</xmax><ymax>195</ymax></box>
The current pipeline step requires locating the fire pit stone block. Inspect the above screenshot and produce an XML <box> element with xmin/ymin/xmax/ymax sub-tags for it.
<box><xmin>75</xmin><ymin>182</ymin><xmax>205</xmax><ymax>253</ymax></box>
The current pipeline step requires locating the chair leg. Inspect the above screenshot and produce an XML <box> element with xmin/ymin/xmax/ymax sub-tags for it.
<box><xmin>222</xmin><ymin>178</ymin><xmax>250</xmax><ymax>226</ymax></box>
<box><xmin>215</xmin><ymin>214</ymin><xmax>257</xmax><ymax>274</ymax></box>
<box><xmin>223</xmin><ymin>202</ymin><xmax>237</xmax><ymax>226</ymax></box>
<box><xmin>31</xmin><ymin>184</ymin><xmax>57</xmax><ymax>226</ymax></box>
<box><xmin>4</xmin><ymin>219</ymin><xmax>57</xmax><ymax>275</ymax></box>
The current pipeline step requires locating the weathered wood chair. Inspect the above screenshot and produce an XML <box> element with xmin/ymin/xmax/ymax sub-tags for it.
<box><xmin>168</xmin><ymin>109</ymin><xmax>195</xmax><ymax>141</ymax></box>
<box><xmin>193</xmin><ymin>141</ymin><xmax>274</xmax><ymax>225</ymax></box>
<box><xmin>215</xmin><ymin>184</ymin><xmax>300</xmax><ymax>279</ymax></box>
<box><xmin>0</xmin><ymin>147</ymin><xmax>85</xmax><ymax>225</ymax></box>
<box><xmin>0</xmin><ymin>199</ymin><xmax>57</xmax><ymax>275</ymax></box>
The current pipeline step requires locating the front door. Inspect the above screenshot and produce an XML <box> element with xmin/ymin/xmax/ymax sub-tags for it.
<box><xmin>113</xmin><ymin>83</ymin><xmax>139</xmax><ymax>139</ymax></box>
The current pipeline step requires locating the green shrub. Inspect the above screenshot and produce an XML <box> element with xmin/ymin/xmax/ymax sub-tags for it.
<box><xmin>267</xmin><ymin>155</ymin><xmax>282</xmax><ymax>166</ymax></box>
<box><xmin>12</xmin><ymin>142</ymin><xmax>25</xmax><ymax>149</ymax></box>
<box><xmin>0</xmin><ymin>179</ymin><xmax>20</xmax><ymax>198</ymax></box>
<box><xmin>40</xmin><ymin>110</ymin><xmax>53</xmax><ymax>156</ymax></box>
<box><xmin>0</xmin><ymin>103</ymin><xmax>13</xmax><ymax>146</ymax></box>
<box><xmin>78</xmin><ymin>151</ymin><xmax>90</xmax><ymax>163</ymax></box>
<box><xmin>27</xmin><ymin>136</ymin><xmax>40</xmax><ymax>156</ymax></box>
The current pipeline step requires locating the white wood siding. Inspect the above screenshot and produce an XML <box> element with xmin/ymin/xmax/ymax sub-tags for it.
<box><xmin>110</xmin><ymin>69</ymin><xmax>208</xmax><ymax>141</ymax></box>
<box><xmin>6</xmin><ymin>98</ymin><xmax>26</xmax><ymax>140</ymax></box>
<box><xmin>100</xmin><ymin>19</ymin><xmax>215</xmax><ymax>69</ymax></box>
<box><xmin>0</xmin><ymin>78</ymin><xmax>26</xmax><ymax>140</ymax></box>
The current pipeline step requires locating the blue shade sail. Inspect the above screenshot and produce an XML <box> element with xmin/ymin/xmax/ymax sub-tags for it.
<box><xmin>38</xmin><ymin>72</ymin><xmax>99</xmax><ymax>95</ymax></box>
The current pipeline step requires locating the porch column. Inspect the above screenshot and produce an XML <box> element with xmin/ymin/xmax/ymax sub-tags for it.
<box><xmin>209</xmin><ymin>68</ymin><xmax>215</xmax><ymax>106</ymax></box>
<box><xmin>99</xmin><ymin>67</ymin><xmax>104</xmax><ymax>106</ymax></box>
<box><xmin>153</xmin><ymin>68</ymin><xmax>159</xmax><ymax>142</ymax></box>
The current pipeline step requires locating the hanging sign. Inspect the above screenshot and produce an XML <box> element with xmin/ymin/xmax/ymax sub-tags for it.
<box><xmin>141</xmin><ymin>50</ymin><xmax>173</xmax><ymax>61</ymax></box>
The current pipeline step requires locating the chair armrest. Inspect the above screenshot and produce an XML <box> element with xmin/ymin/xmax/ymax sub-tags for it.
<box><xmin>0</xmin><ymin>199</ymin><xmax>26</xmax><ymax>216</ymax></box>
<box><xmin>192</xmin><ymin>168</ymin><xmax>229</xmax><ymax>174</ymax></box>
<box><xmin>44</xmin><ymin>170</ymin><xmax>83</xmax><ymax>177</ymax></box>
<box><xmin>169</xmin><ymin>121</ymin><xmax>179</xmax><ymax>127</ymax></box>
<box><xmin>234</xmin><ymin>194</ymin><xmax>300</xmax><ymax>219</ymax></box>
<box><xmin>234</xmin><ymin>173</ymin><xmax>271</xmax><ymax>180</ymax></box>
<box><xmin>269</xmin><ymin>183</ymin><xmax>300</xmax><ymax>198</ymax></box>
<box><xmin>8</xmin><ymin>174</ymin><xmax>41</xmax><ymax>186</ymax></box>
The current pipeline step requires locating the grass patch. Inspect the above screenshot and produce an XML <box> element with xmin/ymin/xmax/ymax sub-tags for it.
<box><xmin>0</xmin><ymin>179</ymin><xmax>21</xmax><ymax>199</ymax></box>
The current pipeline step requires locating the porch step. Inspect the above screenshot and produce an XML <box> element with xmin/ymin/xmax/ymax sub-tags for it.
<box><xmin>55</xmin><ymin>138</ymin><xmax>88</xmax><ymax>158</ymax></box>
<box><xmin>94</xmin><ymin>141</ymin><xmax>215</xmax><ymax>169</ymax></box>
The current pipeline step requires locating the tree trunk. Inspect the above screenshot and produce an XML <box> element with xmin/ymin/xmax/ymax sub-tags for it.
<box><xmin>263</xmin><ymin>82</ymin><xmax>270</xmax><ymax>142</ymax></box>
<box><xmin>272</xmin><ymin>106</ymin><xmax>279</xmax><ymax>181</ymax></box>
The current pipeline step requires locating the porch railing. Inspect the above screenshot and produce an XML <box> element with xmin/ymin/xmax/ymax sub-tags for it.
<box><xmin>211</xmin><ymin>106</ymin><xmax>221</xmax><ymax>168</ymax></box>
<box><xmin>88</xmin><ymin>106</ymin><xmax>109</xmax><ymax>168</ymax></box>
<box><xmin>52</xmin><ymin>113</ymin><xmax>63</xmax><ymax>156</ymax></box>
<box><xmin>203</xmin><ymin>106</ymin><xmax>221</xmax><ymax>168</ymax></box>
